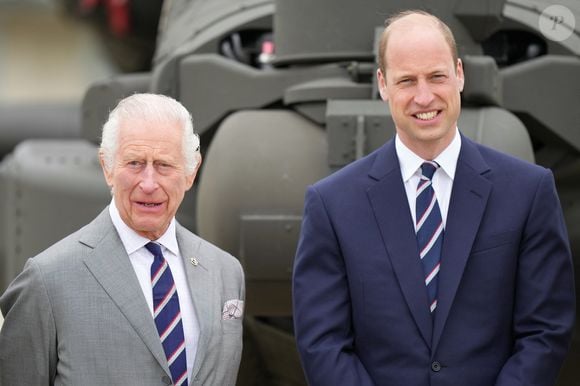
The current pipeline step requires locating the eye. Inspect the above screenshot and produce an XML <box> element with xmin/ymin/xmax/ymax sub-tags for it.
<box><xmin>127</xmin><ymin>160</ymin><xmax>143</xmax><ymax>168</ymax></box>
<box><xmin>154</xmin><ymin>161</ymin><xmax>175</xmax><ymax>172</ymax></box>
<box><xmin>431</xmin><ymin>74</ymin><xmax>447</xmax><ymax>82</ymax></box>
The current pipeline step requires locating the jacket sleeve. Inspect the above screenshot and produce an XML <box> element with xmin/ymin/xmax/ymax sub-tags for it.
<box><xmin>495</xmin><ymin>169</ymin><xmax>575</xmax><ymax>386</ymax></box>
<box><xmin>292</xmin><ymin>186</ymin><xmax>375</xmax><ymax>386</ymax></box>
<box><xmin>0</xmin><ymin>258</ymin><xmax>58</xmax><ymax>386</ymax></box>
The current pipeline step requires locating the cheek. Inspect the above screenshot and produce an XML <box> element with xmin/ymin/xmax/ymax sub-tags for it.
<box><xmin>166</xmin><ymin>178</ymin><xmax>188</xmax><ymax>199</ymax></box>
<box><xmin>173</xmin><ymin>183</ymin><xmax>188</xmax><ymax>200</ymax></box>
<box><xmin>113</xmin><ymin>173</ymin><xmax>137</xmax><ymax>193</ymax></box>
<box><xmin>388</xmin><ymin>94</ymin><xmax>408</xmax><ymax>113</ymax></box>
<box><xmin>447</xmin><ymin>89</ymin><xmax>462</xmax><ymax>107</ymax></box>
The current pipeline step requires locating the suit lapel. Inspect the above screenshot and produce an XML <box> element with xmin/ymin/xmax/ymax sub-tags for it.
<box><xmin>176</xmin><ymin>226</ymin><xmax>215</xmax><ymax>381</ymax></box>
<box><xmin>367</xmin><ymin>141</ymin><xmax>433</xmax><ymax>347</ymax></box>
<box><xmin>432</xmin><ymin>136</ymin><xmax>491</xmax><ymax>352</ymax></box>
<box><xmin>80</xmin><ymin>209</ymin><xmax>171</xmax><ymax>376</ymax></box>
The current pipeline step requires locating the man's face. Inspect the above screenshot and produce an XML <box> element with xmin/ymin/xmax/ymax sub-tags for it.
<box><xmin>100</xmin><ymin>118</ymin><xmax>198</xmax><ymax>240</ymax></box>
<box><xmin>377</xmin><ymin>17</ymin><xmax>464</xmax><ymax>159</ymax></box>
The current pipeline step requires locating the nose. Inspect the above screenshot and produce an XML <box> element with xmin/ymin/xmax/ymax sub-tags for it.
<box><xmin>139</xmin><ymin>163</ymin><xmax>158</xmax><ymax>193</ymax></box>
<box><xmin>414</xmin><ymin>80</ymin><xmax>435</xmax><ymax>106</ymax></box>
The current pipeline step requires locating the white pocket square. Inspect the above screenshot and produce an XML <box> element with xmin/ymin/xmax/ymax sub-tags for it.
<box><xmin>222</xmin><ymin>299</ymin><xmax>244</xmax><ymax>320</ymax></box>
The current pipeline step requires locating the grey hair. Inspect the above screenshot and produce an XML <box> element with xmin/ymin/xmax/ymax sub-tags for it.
<box><xmin>99</xmin><ymin>93</ymin><xmax>200</xmax><ymax>175</ymax></box>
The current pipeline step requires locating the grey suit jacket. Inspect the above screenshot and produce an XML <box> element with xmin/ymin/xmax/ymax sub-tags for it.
<box><xmin>0</xmin><ymin>208</ymin><xmax>245</xmax><ymax>386</ymax></box>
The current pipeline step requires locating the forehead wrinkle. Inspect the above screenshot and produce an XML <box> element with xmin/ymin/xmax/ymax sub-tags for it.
<box><xmin>120</xmin><ymin>144</ymin><xmax>181</xmax><ymax>163</ymax></box>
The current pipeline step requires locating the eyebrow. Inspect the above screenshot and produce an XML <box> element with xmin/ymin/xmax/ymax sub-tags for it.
<box><xmin>392</xmin><ymin>67</ymin><xmax>449</xmax><ymax>80</ymax></box>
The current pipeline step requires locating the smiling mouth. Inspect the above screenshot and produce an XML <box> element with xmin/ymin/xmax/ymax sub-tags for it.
<box><xmin>414</xmin><ymin>111</ymin><xmax>439</xmax><ymax>120</ymax></box>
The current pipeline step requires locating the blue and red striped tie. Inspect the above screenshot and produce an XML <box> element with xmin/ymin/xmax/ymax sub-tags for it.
<box><xmin>146</xmin><ymin>242</ymin><xmax>188</xmax><ymax>386</ymax></box>
<box><xmin>415</xmin><ymin>162</ymin><xmax>444</xmax><ymax>314</ymax></box>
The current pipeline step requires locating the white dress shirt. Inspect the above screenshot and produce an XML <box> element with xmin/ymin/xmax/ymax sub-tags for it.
<box><xmin>395</xmin><ymin>129</ymin><xmax>461</xmax><ymax>230</ymax></box>
<box><xmin>108</xmin><ymin>200</ymin><xmax>199</xmax><ymax>381</ymax></box>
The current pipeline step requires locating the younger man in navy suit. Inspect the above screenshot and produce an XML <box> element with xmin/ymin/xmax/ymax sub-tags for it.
<box><xmin>293</xmin><ymin>10</ymin><xmax>575</xmax><ymax>386</ymax></box>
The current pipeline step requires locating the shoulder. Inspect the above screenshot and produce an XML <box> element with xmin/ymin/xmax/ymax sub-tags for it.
<box><xmin>0</xmin><ymin>221</ymin><xmax>95</xmax><ymax>314</ymax></box>
<box><xmin>177</xmin><ymin>225</ymin><xmax>243</xmax><ymax>280</ymax></box>
<box><xmin>312</xmin><ymin>142</ymin><xmax>390</xmax><ymax>195</ymax></box>
<box><xmin>464</xmin><ymin>136</ymin><xmax>550</xmax><ymax>181</ymax></box>
<box><xmin>28</xmin><ymin>208</ymin><xmax>113</xmax><ymax>273</ymax></box>
<box><xmin>24</xmin><ymin>226</ymin><xmax>91</xmax><ymax>275</ymax></box>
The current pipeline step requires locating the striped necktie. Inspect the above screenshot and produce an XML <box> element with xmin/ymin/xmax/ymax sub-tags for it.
<box><xmin>415</xmin><ymin>162</ymin><xmax>444</xmax><ymax>314</ymax></box>
<box><xmin>145</xmin><ymin>242</ymin><xmax>188</xmax><ymax>386</ymax></box>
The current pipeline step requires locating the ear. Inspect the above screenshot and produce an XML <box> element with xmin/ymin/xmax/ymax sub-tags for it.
<box><xmin>377</xmin><ymin>68</ymin><xmax>388</xmax><ymax>101</ymax></box>
<box><xmin>185</xmin><ymin>153</ymin><xmax>202</xmax><ymax>191</ymax></box>
<box><xmin>99</xmin><ymin>151</ymin><xmax>114</xmax><ymax>187</ymax></box>
<box><xmin>456</xmin><ymin>58</ymin><xmax>465</xmax><ymax>92</ymax></box>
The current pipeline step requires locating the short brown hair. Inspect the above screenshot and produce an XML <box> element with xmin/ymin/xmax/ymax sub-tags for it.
<box><xmin>377</xmin><ymin>10</ymin><xmax>458</xmax><ymax>74</ymax></box>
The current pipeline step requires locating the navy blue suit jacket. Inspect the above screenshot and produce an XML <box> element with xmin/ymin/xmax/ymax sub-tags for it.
<box><xmin>292</xmin><ymin>135</ymin><xmax>575</xmax><ymax>386</ymax></box>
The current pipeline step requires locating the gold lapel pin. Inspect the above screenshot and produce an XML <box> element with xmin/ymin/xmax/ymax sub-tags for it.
<box><xmin>190</xmin><ymin>257</ymin><xmax>198</xmax><ymax>266</ymax></box>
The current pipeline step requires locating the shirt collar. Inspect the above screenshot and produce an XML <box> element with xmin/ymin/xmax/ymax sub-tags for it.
<box><xmin>395</xmin><ymin>128</ymin><xmax>461</xmax><ymax>182</ymax></box>
<box><xmin>108</xmin><ymin>199</ymin><xmax>180</xmax><ymax>256</ymax></box>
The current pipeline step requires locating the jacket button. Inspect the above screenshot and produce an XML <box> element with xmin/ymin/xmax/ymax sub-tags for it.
<box><xmin>431</xmin><ymin>361</ymin><xmax>442</xmax><ymax>372</ymax></box>
<box><xmin>161</xmin><ymin>375</ymin><xmax>172</xmax><ymax>385</ymax></box>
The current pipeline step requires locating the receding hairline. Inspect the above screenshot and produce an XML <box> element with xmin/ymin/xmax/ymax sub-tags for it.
<box><xmin>378</xmin><ymin>10</ymin><xmax>458</xmax><ymax>74</ymax></box>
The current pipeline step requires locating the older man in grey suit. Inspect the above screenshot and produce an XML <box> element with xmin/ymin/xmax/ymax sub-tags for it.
<box><xmin>0</xmin><ymin>93</ymin><xmax>244</xmax><ymax>386</ymax></box>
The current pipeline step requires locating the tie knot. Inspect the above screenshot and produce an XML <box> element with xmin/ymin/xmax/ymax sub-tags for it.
<box><xmin>145</xmin><ymin>242</ymin><xmax>163</xmax><ymax>258</ymax></box>
<box><xmin>421</xmin><ymin>161</ymin><xmax>439</xmax><ymax>180</ymax></box>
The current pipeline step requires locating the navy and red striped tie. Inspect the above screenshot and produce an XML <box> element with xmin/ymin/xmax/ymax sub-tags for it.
<box><xmin>146</xmin><ymin>242</ymin><xmax>188</xmax><ymax>385</ymax></box>
<box><xmin>415</xmin><ymin>162</ymin><xmax>444</xmax><ymax>314</ymax></box>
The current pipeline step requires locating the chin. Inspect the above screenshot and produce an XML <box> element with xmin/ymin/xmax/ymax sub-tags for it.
<box><xmin>419</xmin><ymin>127</ymin><xmax>450</xmax><ymax>140</ymax></box>
<box><xmin>135</xmin><ymin>222</ymin><xmax>163</xmax><ymax>234</ymax></box>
